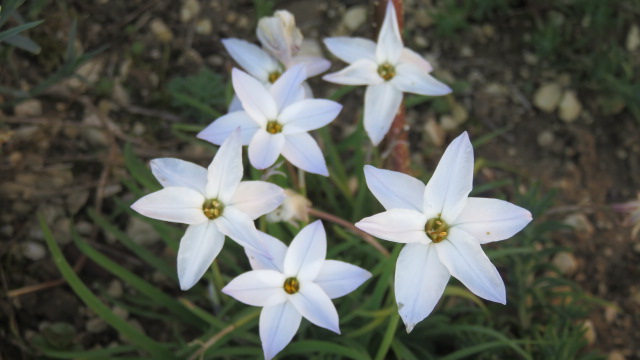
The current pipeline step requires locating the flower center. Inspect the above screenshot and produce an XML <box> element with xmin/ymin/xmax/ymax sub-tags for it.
<box><xmin>266</xmin><ymin>120</ymin><xmax>283</xmax><ymax>134</ymax></box>
<box><xmin>268</xmin><ymin>71</ymin><xmax>281</xmax><ymax>83</ymax></box>
<box><xmin>425</xmin><ymin>217</ymin><xmax>449</xmax><ymax>243</ymax></box>
<box><xmin>202</xmin><ymin>198</ymin><xmax>224</xmax><ymax>220</ymax></box>
<box><xmin>377</xmin><ymin>62</ymin><xmax>396</xmax><ymax>81</ymax></box>
<box><xmin>283</xmin><ymin>277</ymin><xmax>300</xmax><ymax>294</ymax></box>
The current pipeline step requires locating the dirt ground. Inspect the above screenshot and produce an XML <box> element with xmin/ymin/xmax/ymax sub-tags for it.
<box><xmin>1</xmin><ymin>0</ymin><xmax>638</xmax><ymax>359</ymax></box>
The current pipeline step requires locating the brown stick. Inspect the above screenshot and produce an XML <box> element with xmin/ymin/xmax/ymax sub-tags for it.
<box><xmin>308</xmin><ymin>207</ymin><xmax>390</xmax><ymax>257</ymax></box>
<box><xmin>373</xmin><ymin>0</ymin><xmax>410</xmax><ymax>174</ymax></box>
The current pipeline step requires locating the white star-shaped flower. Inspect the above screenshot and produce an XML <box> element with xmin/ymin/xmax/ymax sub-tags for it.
<box><xmin>323</xmin><ymin>1</ymin><xmax>452</xmax><ymax>145</ymax></box>
<box><xmin>222</xmin><ymin>221</ymin><xmax>371</xmax><ymax>360</ymax></box>
<box><xmin>131</xmin><ymin>130</ymin><xmax>285</xmax><ymax>290</ymax></box>
<box><xmin>198</xmin><ymin>65</ymin><xmax>342</xmax><ymax>176</ymax></box>
<box><xmin>355</xmin><ymin>132</ymin><xmax>532</xmax><ymax>332</ymax></box>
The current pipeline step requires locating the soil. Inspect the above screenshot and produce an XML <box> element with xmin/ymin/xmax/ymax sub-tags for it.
<box><xmin>1</xmin><ymin>0</ymin><xmax>638</xmax><ymax>359</ymax></box>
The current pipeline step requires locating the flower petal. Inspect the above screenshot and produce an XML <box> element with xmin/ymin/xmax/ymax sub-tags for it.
<box><xmin>150</xmin><ymin>158</ymin><xmax>207</xmax><ymax>194</ymax></box>
<box><xmin>392</xmin><ymin>63</ymin><xmax>452</xmax><ymax>96</ymax></box>
<box><xmin>246</xmin><ymin>231</ymin><xmax>288</xmax><ymax>272</ymax></box>
<box><xmin>281</xmin><ymin>133</ymin><xmax>329</xmax><ymax>176</ymax></box>
<box><xmin>322</xmin><ymin>59</ymin><xmax>382</xmax><ymax>86</ymax></box>
<box><xmin>399</xmin><ymin>47</ymin><xmax>433</xmax><ymax>73</ymax></box>
<box><xmin>197</xmin><ymin>111</ymin><xmax>259</xmax><ymax>146</ymax></box>
<box><xmin>222</xmin><ymin>269</ymin><xmax>287</xmax><ymax>306</ymax></box>
<box><xmin>248</xmin><ymin>130</ymin><xmax>285</xmax><ymax>170</ymax></box>
<box><xmin>260</xmin><ymin>302</ymin><xmax>302</xmax><ymax>360</ymax></box>
<box><xmin>323</xmin><ymin>37</ymin><xmax>377</xmax><ymax>63</ymax></box>
<box><xmin>364</xmin><ymin>165</ymin><xmax>425</xmax><ymax>211</ymax></box>
<box><xmin>423</xmin><ymin>131</ymin><xmax>474</xmax><ymax>222</ymax></box>
<box><xmin>270</xmin><ymin>64</ymin><xmax>307</xmax><ymax>111</ymax></box>
<box><xmin>314</xmin><ymin>260</ymin><xmax>371</xmax><ymax>299</ymax></box>
<box><xmin>376</xmin><ymin>1</ymin><xmax>404</xmax><ymax>64</ymax></box>
<box><xmin>289</xmin><ymin>56</ymin><xmax>331</xmax><ymax>77</ymax></box>
<box><xmin>206</xmin><ymin>129</ymin><xmax>243</xmax><ymax>202</ymax></box>
<box><xmin>364</xmin><ymin>82</ymin><xmax>403</xmax><ymax>145</ymax></box>
<box><xmin>454</xmin><ymin>197</ymin><xmax>532</xmax><ymax>244</ymax></box>
<box><xmin>177</xmin><ymin>221</ymin><xmax>224</xmax><ymax>290</ymax></box>
<box><xmin>228</xmin><ymin>94</ymin><xmax>243</xmax><ymax>112</ymax></box>
<box><xmin>289</xmin><ymin>282</ymin><xmax>340</xmax><ymax>333</ymax></box>
<box><xmin>279</xmin><ymin>99</ymin><xmax>342</xmax><ymax>134</ymax></box>
<box><xmin>436</xmin><ymin>228</ymin><xmax>506</xmax><ymax>304</ymax></box>
<box><xmin>222</xmin><ymin>38</ymin><xmax>280</xmax><ymax>82</ymax></box>
<box><xmin>229</xmin><ymin>181</ymin><xmax>285</xmax><ymax>220</ymax></box>
<box><xmin>355</xmin><ymin>209</ymin><xmax>429</xmax><ymax>244</ymax></box>
<box><xmin>232</xmin><ymin>68</ymin><xmax>278</xmax><ymax>125</ymax></box>
<box><xmin>217</xmin><ymin>206</ymin><xmax>266</xmax><ymax>255</ymax></box>
<box><xmin>395</xmin><ymin>243</ymin><xmax>450</xmax><ymax>333</ymax></box>
<box><xmin>131</xmin><ymin>187</ymin><xmax>207</xmax><ymax>225</ymax></box>
<box><xmin>284</xmin><ymin>220</ymin><xmax>326</xmax><ymax>279</ymax></box>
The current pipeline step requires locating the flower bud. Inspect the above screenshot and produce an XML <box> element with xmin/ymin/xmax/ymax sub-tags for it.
<box><xmin>257</xmin><ymin>10</ymin><xmax>303</xmax><ymax>66</ymax></box>
<box><xmin>266</xmin><ymin>189</ymin><xmax>311</xmax><ymax>225</ymax></box>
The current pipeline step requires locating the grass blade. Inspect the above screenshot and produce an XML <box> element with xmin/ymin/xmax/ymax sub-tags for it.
<box><xmin>39</xmin><ymin>213</ymin><xmax>173</xmax><ymax>359</ymax></box>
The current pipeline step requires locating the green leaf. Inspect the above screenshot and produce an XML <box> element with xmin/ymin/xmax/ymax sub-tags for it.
<box><xmin>124</xmin><ymin>143</ymin><xmax>161</xmax><ymax>191</ymax></box>
<box><xmin>0</xmin><ymin>19</ymin><xmax>43</xmax><ymax>42</ymax></box>
<box><xmin>71</xmin><ymin>230</ymin><xmax>206</xmax><ymax>328</ymax></box>
<box><xmin>87</xmin><ymin>209</ymin><xmax>177</xmax><ymax>282</ymax></box>
<box><xmin>39</xmin><ymin>214</ymin><xmax>173</xmax><ymax>359</ymax></box>
<box><xmin>3</xmin><ymin>33</ymin><xmax>41</xmax><ymax>53</ymax></box>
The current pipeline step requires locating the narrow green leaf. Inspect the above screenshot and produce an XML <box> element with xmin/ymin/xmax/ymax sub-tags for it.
<box><xmin>0</xmin><ymin>19</ymin><xmax>43</xmax><ymax>42</ymax></box>
<box><xmin>124</xmin><ymin>143</ymin><xmax>161</xmax><ymax>191</ymax></box>
<box><xmin>374</xmin><ymin>312</ymin><xmax>400</xmax><ymax>360</ymax></box>
<box><xmin>35</xmin><ymin>345</ymin><xmax>137</xmax><ymax>359</ymax></box>
<box><xmin>87</xmin><ymin>209</ymin><xmax>177</xmax><ymax>282</ymax></box>
<box><xmin>39</xmin><ymin>214</ymin><xmax>173</xmax><ymax>359</ymax></box>
<box><xmin>71</xmin><ymin>230</ymin><xmax>205</xmax><ymax>328</ymax></box>
<box><xmin>3</xmin><ymin>33</ymin><xmax>41</xmax><ymax>53</ymax></box>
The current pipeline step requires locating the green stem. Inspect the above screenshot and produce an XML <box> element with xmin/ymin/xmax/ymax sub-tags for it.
<box><xmin>374</xmin><ymin>312</ymin><xmax>400</xmax><ymax>360</ymax></box>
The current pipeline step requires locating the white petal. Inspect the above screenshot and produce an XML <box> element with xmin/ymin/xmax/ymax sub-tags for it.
<box><xmin>281</xmin><ymin>133</ymin><xmax>329</xmax><ymax>176</ymax></box>
<box><xmin>364</xmin><ymin>83</ymin><xmax>403</xmax><ymax>145</ymax></box>
<box><xmin>363</xmin><ymin>165</ymin><xmax>425</xmax><ymax>211</ymax></box>
<box><xmin>150</xmin><ymin>158</ymin><xmax>207</xmax><ymax>194</ymax></box>
<box><xmin>395</xmin><ymin>243</ymin><xmax>450</xmax><ymax>333</ymax></box>
<box><xmin>248</xmin><ymin>130</ymin><xmax>285</xmax><ymax>170</ymax></box>
<box><xmin>423</xmin><ymin>131</ymin><xmax>474</xmax><ymax>222</ymax></box>
<box><xmin>197</xmin><ymin>111</ymin><xmax>259</xmax><ymax>146</ymax></box>
<box><xmin>131</xmin><ymin>187</ymin><xmax>207</xmax><ymax>225</ymax></box>
<box><xmin>246</xmin><ymin>231</ymin><xmax>288</xmax><ymax>272</ymax></box>
<box><xmin>323</xmin><ymin>37</ymin><xmax>376</xmax><ymax>63</ymax></box>
<box><xmin>289</xmin><ymin>282</ymin><xmax>340</xmax><ymax>333</ymax></box>
<box><xmin>284</xmin><ymin>220</ymin><xmax>326</xmax><ymax>279</ymax></box>
<box><xmin>279</xmin><ymin>99</ymin><xmax>342</xmax><ymax>134</ymax></box>
<box><xmin>228</xmin><ymin>94</ymin><xmax>243</xmax><ymax>112</ymax></box>
<box><xmin>260</xmin><ymin>302</ymin><xmax>302</xmax><ymax>360</ymax></box>
<box><xmin>289</xmin><ymin>55</ymin><xmax>331</xmax><ymax>77</ymax></box>
<box><xmin>232</xmin><ymin>68</ymin><xmax>278</xmax><ymax>125</ymax></box>
<box><xmin>376</xmin><ymin>1</ymin><xmax>404</xmax><ymax>64</ymax></box>
<box><xmin>453</xmin><ymin>198</ymin><xmax>532</xmax><ymax>244</ymax></box>
<box><xmin>392</xmin><ymin>63</ymin><xmax>452</xmax><ymax>96</ymax></box>
<box><xmin>314</xmin><ymin>260</ymin><xmax>371</xmax><ymax>299</ymax></box>
<box><xmin>217</xmin><ymin>206</ymin><xmax>266</xmax><ymax>255</ymax></box>
<box><xmin>355</xmin><ymin>209</ymin><xmax>429</xmax><ymax>244</ymax></box>
<box><xmin>222</xmin><ymin>269</ymin><xmax>287</xmax><ymax>306</ymax></box>
<box><xmin>398</xmin><ymin>47</ymin><xmax>433</xmax><ymax>73</ymax></box>
<box><xmin>322</xmin><ymin>59</ymin><xmax>382</xmax><ymax>86</ymax></box>
<box><xmin>436</xmin><ymin>228</ymin><xmax>506</xmax><ymax>304</ymax></box>
<box><xmin>222</xmin><ymin>38</ymin><xmax>279</xmax><ymax>82</ymax></box>
<box><xmin>229</xmin><ymin>181</ymin><xmax>285</xmax><ymax>220</ymax></box>
<box><xmin>270</xmin><ymin>64</ymin><xmax>307</xmax><ymax>111</ymax></box>
<box><xmin>177</xmin><ymin>222</ymin><xmax>224</xmax><ymax>290</ymax></box>
<box><xmin>206</xmin><ymin>129</ymin><xmax>243</xmax><ymax>202</ymax></box>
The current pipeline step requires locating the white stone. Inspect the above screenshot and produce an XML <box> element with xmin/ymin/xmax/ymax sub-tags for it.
<box><xmin>343</xmin><ymin>6</ymin><xmax>367</xmax><ymax>31</ymax></box>
<box><xmin>558</xmin><ymin>90</ymin><xmax>582</xmax><ymax>123</ymax></box>
<box><xmin>150</xmin><ymin>18</ymin><xmax>174</xmax><ymax>43</ymax></box>
<box><xmin>626</xmin><ymin>24</ymin><xmax>640</xmax><ymax>52</ymax></box>
<box><xmin>552</xmin><ymin>252</ymin><xmax>578</xmax><ymax>275</ymax></box>
<box><xmin>181</xmin><ymin>0</ymin><xmax>200</xmax><ymax>23</ymax></box>
<box><xmin>533</xmin><ymin>83</ymin><xmax>562</xmax><ymax>113</ymax></box>
<box><xmin>21</xmin><ymin>241</ymin><xmax>46</xmax><ymax>261</ymax></box>
<box><xmin>14</xmin><ymin>99</ymin><xmax>43</xmax><ymax>117</ymax></box>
